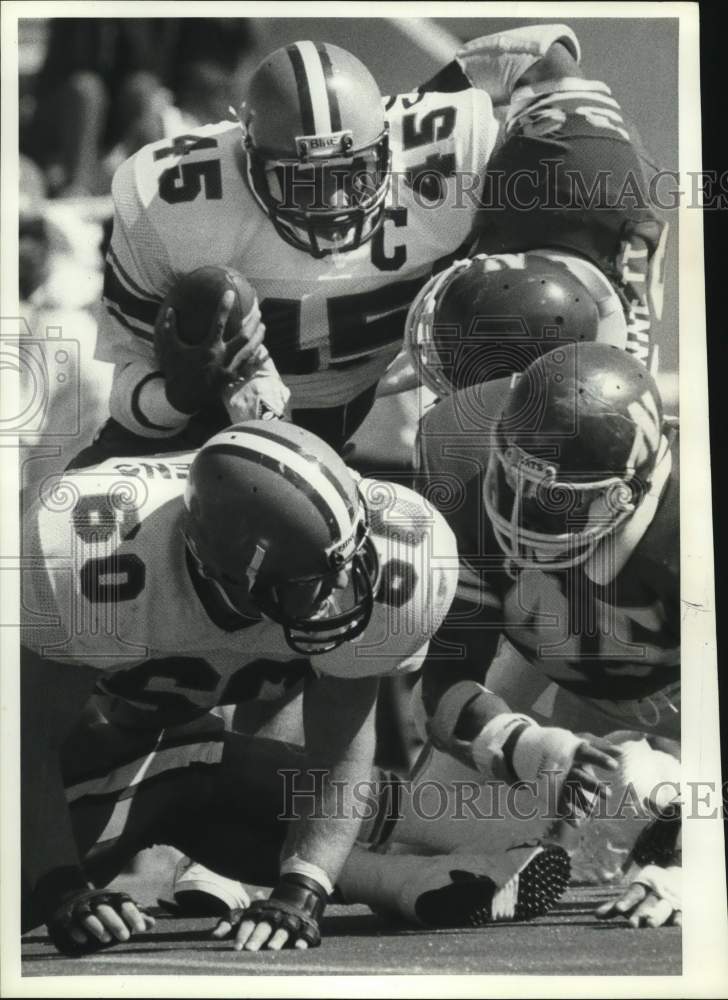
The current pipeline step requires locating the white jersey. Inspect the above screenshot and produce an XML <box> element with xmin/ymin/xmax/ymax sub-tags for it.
<box><xmin>98</xmin><ymin>88</ymin><xmax>497</xmax><ymax>434</ymax></box>
<box><xmin>22</xmin><ymin>455</ymin><xmax>458</xmax><ymax>727</ymax></box>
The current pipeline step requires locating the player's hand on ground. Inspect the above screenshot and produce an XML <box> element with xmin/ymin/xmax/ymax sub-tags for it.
<box><xmin>212</xmin><ymin>907</ymin><xmax>311</xmax><ymax>952</ymax></box>
<box><xmin>212</xmin><ymin>874</ymin><xmax>326</xmax><ymax>952</ymax></box>
<box><xmin>47</xmin><ymin>888</ymin><xmax>155</xmax><ymax>956</ymax></box>
<box><xmin>595</xmin><ymin>868</ymin><xmax>682</xmax><ymax>928</ymax></box>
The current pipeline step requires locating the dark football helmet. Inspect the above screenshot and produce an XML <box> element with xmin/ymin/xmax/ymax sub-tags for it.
<box><xmin>240</xmin><ymin>41</ymin><xmax>390</xmax><ymax>258</ymax></box>
<box><xmin>184</xmin><ymin>420</ymin><xmax>381</xmax><ymax>653</ymax></box>
<box><xmin>406</xmin><ymin>251</ymin><xmax>628</xmax><ymax>396</ymax></box>
<box><xmin>483</xmin><ymin>343</ymin><xmax>666</xmax><ymax>570</ymax></box>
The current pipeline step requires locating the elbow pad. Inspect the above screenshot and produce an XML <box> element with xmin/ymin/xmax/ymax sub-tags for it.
<box><xmin>455</xmin><ymin>24</ymin><xmax>581</xmax><ymax>105</ymax></box>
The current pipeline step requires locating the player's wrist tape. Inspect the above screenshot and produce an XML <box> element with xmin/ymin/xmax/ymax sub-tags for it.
<box><xmin>279</xmin><ymin>856</ymin><xmax>334</xmax><ymax>898</ymax></box>
<box><xmin>631</xmin><ymin>864</ymin><xmax>681</xmax><ymax>911</ymax></box>
<box><xmin>455</xmin><ymin>24</ymin><xmax>581</xmax><ymax>104</ymax></box>
<box><xmin>505</xmin><ymin>722</ymin><xmax>583</xmax><ymax>785</ymax></box>
<box><xmin>470</xmin><ymin>713</ymin><xmax>538</xmax><ymax>779</ymax></box>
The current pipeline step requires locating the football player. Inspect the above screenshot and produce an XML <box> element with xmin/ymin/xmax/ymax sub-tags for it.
<box><xmin>408</xmin><ymin>341</ymin><xmax>681</xmax><ymax>925</ymax></box>
<box><xmin>79</xmin><ymin>39</ymin><xmax>500</xmax><ymax>464</ymax></box>
<box><xmin>435</xmin><ymin>23</ymin><xmax>667</xmax><ymax>368</ymax></box>
<box><xmin>379</xmin><ymin>23</ymin><xmax>667</xmax><ymax>401</ymax></box>
<box><xmin>21</xmin><ymin>420</ymin><xmax>459</xmax><ymax>953</ymax></box>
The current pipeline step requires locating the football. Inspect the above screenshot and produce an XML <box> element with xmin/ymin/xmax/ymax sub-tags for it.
<box><xmin>156</xmin><ymin>266</ymin><xmax>257</xmax><ymax>346</ymax></box>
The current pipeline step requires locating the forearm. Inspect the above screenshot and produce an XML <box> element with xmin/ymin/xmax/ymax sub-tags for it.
<box><xmin>282</xmin><ymin>717</ymin><xmax>377</xmax><ymax>888</ymax></box>
<box><xmin>109</xmin><ymin>360</ymin><xmax>190</xmax><ymax>437</ymax></box>
<box><xmin>21</xmin><ymin>650</ymin><xmax>98</xmax><ymax>916</ymax></box>
<box><xmin>420</xmin><ymin>596</ymin><xmax>503</xmax><ymax>718</ymax></box>
<box><xmin>287</xmin><ymin>674</ymin><xmax>379</xmax><ymax>888</ymax></box>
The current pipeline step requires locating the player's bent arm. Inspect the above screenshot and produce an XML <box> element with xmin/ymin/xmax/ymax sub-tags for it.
<box><xmin>291</xmin><ymin>672</ymin><xmax>379</xmax><ymax>883</ymax></box>
<box><xmin>109</xmin><ymin>360</ymin><xmax>192</xmax><ymax>438</ymax></box>
<box><xmin>419</xmin><ymin>605</ymin><xmax>620</xmax><ymax>785</ymax></box>
<box><xmin>97</xmin><ymin>154</ymin><xmax>188</xmax><ymax>437</ymax></box>
<box><xmin>429</xmin><ymin>25</ymin><xmax>582</xmax><ymax>106</ymax></box>
<box><xmin>228</xmin><ymin>673</ymin><xmax>379</xmax><ymax>951</ymax></box>
<box><xmin>420</xmin><ymin>594</ymin><xmax>503</xmax><ymax>719</ymax></box>
<box><xmin>20</xmin><ymin>647</ymin><xmax>98</xmax><ymax>918</ymax></box>
<box><xmin>19</xmin><ymin>648</ymin><xmax>153</xmax><ymax>953</ymax></box>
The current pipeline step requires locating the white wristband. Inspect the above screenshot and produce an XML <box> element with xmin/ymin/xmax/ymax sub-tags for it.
<box><xmin>279</xmin><ymin>856</ymin><xmax>334</xmax><ymax>897</ymax></box>
<box><xmin>470</xmin><ymin>712</ymin><xmax>535</xmax><ymax>775</ymax></box>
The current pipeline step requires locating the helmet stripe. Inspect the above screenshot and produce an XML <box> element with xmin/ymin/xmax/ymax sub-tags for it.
<box><xmin>292</xmin><ymin>40</ymin><xmax>332</xmax><ymax>135</ymax></box>
<box><xmin>237</xmin><ymin>424</ymin><xmax>356</xmax><ymax>520</ymax></box>
<box><xmin>316</xmin><ymin>43</ymin><xmax>342</xmax><ymax>132</ymax></box>
<box><xmin>286</xmin><ymin>43</ymin><xmax>316</xmax><ymax>135</ymax></box>
<box><xmin>208</xmin><ymin>431</ymin><xmax>354</xmax><ymax>544</ymax></box>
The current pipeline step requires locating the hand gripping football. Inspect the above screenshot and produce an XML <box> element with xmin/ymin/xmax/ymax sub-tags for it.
<box><xmin>154</xmin><ymin>266</ymin><xmax>265</xmax><ymax>414</ymax></box>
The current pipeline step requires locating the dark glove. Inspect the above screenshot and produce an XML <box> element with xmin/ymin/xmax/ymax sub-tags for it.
<box><xmin>47</xmin><ymin>887</ymin><xmax>154</xmax><ymax>956</ymax></box>
<box><xmin>154</xmin><ymin>290</ymin><xmax>265</xmax><ymax>414</ymax></box>
<box><xmin>227</xmin><ymin>873</ymin><xmax>327</xmax><ymax>949</ymax></box>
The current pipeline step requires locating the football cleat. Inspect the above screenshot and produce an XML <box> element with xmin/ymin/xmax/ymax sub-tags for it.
<box><xmin>413</xmin><ymin>844</ymin><xmax>571</xmax><ymax>928</ymax></box>
<box><xmin>172</xmin><ymin>857</ymin><xmax>250</xmax><ymax>917</ymax></box>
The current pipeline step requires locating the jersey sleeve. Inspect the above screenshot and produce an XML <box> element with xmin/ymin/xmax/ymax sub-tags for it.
<box><xmin>477</xmin><ymin>78</ymin><xmax>667</xmax><ymax>368</ymax></box>
<box><xmin>95</xmin><ymin>151</ymin><xmax>193</xmax><ymax>436</ymax></box>
<box><xmin>314</xmin><ymin>485</ymin><xmax>459</xmax><ymax>679</ymax></box>
<box><xmin>386</xmin><ymin>87</ymin><xmax>498</xmax><ymax>216</ymax></box>
<box><xmin>21</xmin><ymin>465</ymin><xmax>177</xmax><ymax>668</ymax></box>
